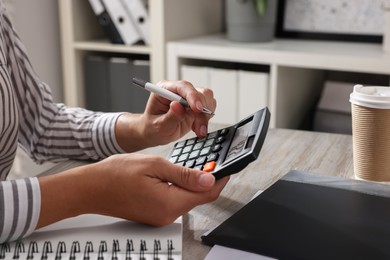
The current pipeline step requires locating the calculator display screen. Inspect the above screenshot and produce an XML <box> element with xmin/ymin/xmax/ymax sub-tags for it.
<box><xmin>224</xmin><ymin>121</ymin><xmax>252</xmax><ymax>163</ymax></box>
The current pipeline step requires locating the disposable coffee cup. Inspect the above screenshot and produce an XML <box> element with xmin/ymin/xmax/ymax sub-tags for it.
<box><xmin>350</xmin><ymin>85</ymin><xmax>390</xmax><ymax>181</ymax></box>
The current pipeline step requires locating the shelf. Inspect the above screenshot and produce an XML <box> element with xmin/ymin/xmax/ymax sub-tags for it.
<box><xmin>59</xmin><ymin>0</ymin><xmax>224</xmax><ymax>107</ymax></box>
<box><xmin>61</xmin><ymin>0</ymin><xmax>389</xmax><ymax>130</ymax></box>
<box><xmin>74</xmin><ymin>40</ymin><xmax>151</xmax><ymax>54</ymax></box>
<box><xmin>168</xmin><ymin>34</ymin><xmax>390</xmax><ymax>74</ymax></box>
<box><xmin>168</xmin><ymin>34</ymin><xmax>390</xmax><ymax>129</ymax></box>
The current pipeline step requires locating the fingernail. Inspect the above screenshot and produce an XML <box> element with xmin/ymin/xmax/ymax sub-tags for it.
<box><xmin>196</xmin><ymin>101</ymin><xmax>203</xmax><ymax>111</ymax></box>
<box><xmin>200</xmin><ymin>125</ymin><xmax>207</xmax><ymax>136</ymax></box>
<box><xmin>198</xmin><ymin>173</ymin><xmax>215</xmax><ymax>188</ymax></box>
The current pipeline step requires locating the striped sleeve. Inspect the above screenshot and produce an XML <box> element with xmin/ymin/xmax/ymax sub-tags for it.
<box><xmin>18</xmin><ymin>102</ymin><xmax>126</xmax><ymax>162</ymax></box>
<box><xmin>0</xmin><ymin>177</ymin><xmax>40</xmax><ymax>243</ymax></box>
<box><xmin>92</xmin><ymin>112</ymin><xmax>127</xmax><ymax>158</ymax></box>
<box><xmin>0</xmin><ymin>1</ymin><xmax>126</xmax><ymax>244</ymax></box>
<box><xmin>1</xmin><ymin>9</ymin><xmax>125</xmax><ymax>162</ymax></box>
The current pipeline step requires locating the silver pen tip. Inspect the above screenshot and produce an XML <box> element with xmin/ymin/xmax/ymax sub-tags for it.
<box><xmin>203</xmin><ymin>107</ymin><xmax>215</xmax><ymax>116</ymax></box>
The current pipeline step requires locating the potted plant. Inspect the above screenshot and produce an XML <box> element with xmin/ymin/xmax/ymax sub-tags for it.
<box><xmin>249</xmin><ymin>0</ymin><xmax>269</xmax><ymax>16</ymax></box>
<box><xmin>225</xmin><ymin>0</ymin><xmax>278</xmax><ymax>42</ymax></box>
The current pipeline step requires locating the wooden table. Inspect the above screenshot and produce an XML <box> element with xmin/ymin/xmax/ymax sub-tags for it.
<box><xmin>40</xmin><ymin>127</ymin><xmax>354</xmax><ymax>259</ymax></box>
<box><xmin>142</xmin><ymin>127</ymin><xmax>354</xmax><ymax>259</ymax></box>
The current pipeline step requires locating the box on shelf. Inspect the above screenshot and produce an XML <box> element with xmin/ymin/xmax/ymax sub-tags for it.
<box><xmin>181</xmin><ymin>64</ymin><xmax>269</xmax><ymax>125</ymax></box>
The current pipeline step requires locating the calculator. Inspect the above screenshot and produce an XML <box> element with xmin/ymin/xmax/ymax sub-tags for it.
<box><xmin>167</xmin><ymin>107</ymin><xmax>270</xmax><ymax>180</ymax></box>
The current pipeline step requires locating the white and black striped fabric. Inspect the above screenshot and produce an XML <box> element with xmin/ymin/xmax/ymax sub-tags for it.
<box><xmin>0</xmin><ymin>2</ymin><xmax>124</xmax><ymax>243</ymax></box>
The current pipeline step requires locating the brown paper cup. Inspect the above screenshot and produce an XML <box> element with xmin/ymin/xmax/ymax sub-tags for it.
<box><xmin>350</xmin><ymin>85</ymin><xmax>390</xmax><ymax>181</ymax></box>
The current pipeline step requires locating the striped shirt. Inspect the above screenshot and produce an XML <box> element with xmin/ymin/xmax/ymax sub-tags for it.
<box><xmin>0</xmin><ymin>3</ymin><xmax>124</xmax><ymax>242</ymax></box>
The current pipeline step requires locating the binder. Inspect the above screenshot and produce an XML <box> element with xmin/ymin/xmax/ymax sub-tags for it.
<box><xmin>88</xmin><ymin>0</ymin><xmax>123</xmax><ymax>44</ymax></box>
<box><xmin>108</xmin><ymin>57</ymin><xmax>150</xmax><ymax>113</ymax></box>
<box><xmin>202</xmin><ymin>170</ymin><xmax>390</xmax><ymax>260</ymax></box>
<box><xmin>84</xmin><ymin>55</ymin><xmax>110</xmax><ymax>112</ymax></box>
<box><xmin>100</xmin><ymin>0</ymin><xmax>142</xmax><ymax>45</ymax></box>
<box><xmin>121</xmin><ymin>0</ymin><xmax>151</xmax><ymax>45</ymax></box>
<box><xmin>0</xmin><ymin>214</ymin><xmax>182</xmax><ymax>259</ymax></box>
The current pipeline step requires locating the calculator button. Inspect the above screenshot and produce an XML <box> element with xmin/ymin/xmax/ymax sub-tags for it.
<box><xmin>182</xmin><ymin>145</ymin><xmax>193</xmax><ymax>154</ymax></box>
<box><xmin>196</xmin><ymin>138</ymin><xmax>206</xmax><ymax>144</ymax></box>
<box><xmin>178</xmin><ymin>153</ymin><xmax>189</xmax><ymax>162</ymax></box>
<box><xmin>189</xmin><ymin>150</ymin><xmax>200</xmax><ymax>159</ymax></box>
<box><xmin>171</xmin><ymin>148</ymin><xmax>182</xmax><ymax>157</ymax></box>
<box><xmin>204</xmin><ymin>139</ymin><xmax>214</xmax><ymax>147</ymax></box>
<box><xmin>175</xmin><ymin>161</ymin><xmax>185</xmax><ymax>166</ymax></box>
<box><xmin>175</xmin><ymin>140</ymin><xmax>186</xmax><ymax>148</ymax></box>
<box><xmin>193</xmin><ymin>142</ymin><xmax>203</xmax><ymax>150</ymax></box>
<box><xmin>193</xmin><ymin>165</ymin><xmax>203</xmax><ymax>170</ymax></box>
<box><xmin>185</xmin><ymin>160</ymin><xmax>196</xmax><ymax>168</ymax></box>
<box><xmin>207</xmin><ymin>153</ymin><xmax>218</xmax><ymax>162</ymax></box>
<box><xmin>195</xmin><ymin>156</ymin><xmax>207</xmax><ymax>166</ymax></box>
<box><xmin>207</xmin><ymin>132</ymin><xmax>218</xmax><ymax>139</ymax></box>
<box><xmin>212</xmin><ymin>144</ymin><xmax>222</xmax><ymax>153</ymax></box>
<box><xmin>169</xmin><ymin>157</ymin><xmax>178</xmax><ymax>163</ymax></box>
<box><xmin>215</xmin><ymin>136</ymin><xmax>225</xmax><ymax>144</ymax></box>
<box><xmin>203</xmin><ymin>161</ymin><xmax>216</xmax><ymax>172</ymax></box>
<box><xmin>219</xmin><ymin>128</ymin><xmax>229</xmax><ymax>136</ymax></box>
<box><xmin>186</xmin><ymin>139</ymin><xmax>196</xmax><ymax>145</ymax></box>
<box><xmin>200</xmin><ymin>147</ymin><xmax>211</xmax><ymax>156</ymax></box>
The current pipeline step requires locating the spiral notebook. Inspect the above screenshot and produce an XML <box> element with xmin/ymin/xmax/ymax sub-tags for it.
<box><xmin>0</xmin><ymin>214</ymin><xmax>182</xmax><ymax>259</ymax></box>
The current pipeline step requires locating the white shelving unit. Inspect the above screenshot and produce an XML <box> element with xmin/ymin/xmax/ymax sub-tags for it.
<box><xmin>167</xmin><ymin>34</ymin><xmax>390</xmax><ymax>128</ymax></box>
<box><xmin>58</xmin><ymin>0</ymin><xmax>224</xmax><ymax>107</ymax></box>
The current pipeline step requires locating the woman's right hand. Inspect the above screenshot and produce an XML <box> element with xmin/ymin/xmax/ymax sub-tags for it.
<box><xmin>37</xmin><ymin>153</ymin><xmax>229</xmax><ymax>228</ymax></box>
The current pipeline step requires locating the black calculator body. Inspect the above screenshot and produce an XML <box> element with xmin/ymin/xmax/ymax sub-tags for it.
<box><xmin>167</xmin><ymin>107</ymin><xmax>270</xmax><ymax>179</ymax></box>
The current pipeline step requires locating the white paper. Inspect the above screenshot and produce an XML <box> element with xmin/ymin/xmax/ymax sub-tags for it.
<box><xmin>205</xmin><ymin>245</ymin><xmax>277</xmax><ymax>260</ymax></box>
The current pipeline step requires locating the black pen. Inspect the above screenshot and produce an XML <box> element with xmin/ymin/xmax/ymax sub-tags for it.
<box><xmin>132</xmin><ymin>78</ymin><xmax>215</xmax><ymax>115</ymax></box>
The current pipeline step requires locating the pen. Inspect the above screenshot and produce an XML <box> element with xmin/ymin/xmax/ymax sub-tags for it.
<box><xmin>132</xmin><ymin>77</ymin><xmax>215</xmax><ymax>116</ymax></box>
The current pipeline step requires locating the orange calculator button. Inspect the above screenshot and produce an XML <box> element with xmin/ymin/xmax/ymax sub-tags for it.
<box><xmin>203</xmin><ymin>161</ymin><xmax>216</xmax><ymax>172</ymax></box>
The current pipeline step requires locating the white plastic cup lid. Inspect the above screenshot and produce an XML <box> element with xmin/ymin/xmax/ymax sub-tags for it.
<box><xmin>349</xmin><ymin>85</ymin><xmax>390</xmax><ymax>109</ymax></box>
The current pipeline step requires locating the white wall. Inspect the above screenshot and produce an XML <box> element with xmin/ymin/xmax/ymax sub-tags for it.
<box><xmin>6</xmin><ymin>0</ymin><xmax>64</xmax><ymax>178</ymax></box>
<box><xmin>10</xmin><ymin>0</ymin><xmax>63</xmax><ymax>102</ymax></box>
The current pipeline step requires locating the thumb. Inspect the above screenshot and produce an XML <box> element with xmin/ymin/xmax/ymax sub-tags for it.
<box><xmin>163</xmin><ymin>163</ymin><xmax>216</xmax><ymax>191</ymax></box>
<box><xmin>162</xmin><ymin>101</ymin><xmax>187</xmax><ymax>124</ymax></box>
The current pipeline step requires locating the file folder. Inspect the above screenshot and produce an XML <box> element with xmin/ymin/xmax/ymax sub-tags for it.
<box><xmin>88</xmin><ymin>0</ymin><xmax>123</xmax><ymax>44</ymax></box>
<box><xmin>100</xmin><ymin>0</ymin><xmax>142</xmax><ymax>45</ymax></box>
<box><xmin>121</xmin><ymin>0</ymin><xmax>151</xmax><ymax>45</ymax></box>
<box><xmin>84</xmin><ymin>55</ymin><xmax>110</xmax><ymax>112</ymax></box>
<box><xmin>108</xmin><ymin>57</ymin><xmax>150</xmax><ymax>113</ymax></box>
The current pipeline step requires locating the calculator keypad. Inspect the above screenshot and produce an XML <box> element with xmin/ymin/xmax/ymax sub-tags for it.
<box><xmin>168</xmin><ymin>129</ymin><xmax>229</xmax><ymax>172</ymax></box>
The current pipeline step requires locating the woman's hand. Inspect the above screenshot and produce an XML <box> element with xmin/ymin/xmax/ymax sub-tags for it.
<box><xmin>90</xmin><ymin>153</ymin><xmax>229</xmax><ymax>226</ymax></box>
<box><xmin>37</xmin><ymin>153</ymin><xmax>229</xmax><ymax>228</ymax></box>
<box><xmin>115</xmin><ymin>80</ymin><xmax>216</xmax><ymax>152</ymax></box>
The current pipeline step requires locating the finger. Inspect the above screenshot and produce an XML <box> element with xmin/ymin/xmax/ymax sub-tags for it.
<box><xmin>158</xmin><ymin>161</ymin><xmax>217</xmax><ymax>192</ymax></box>
<box><xmin>164</xmin><ymin>175</ymin><xmax>230</xmax><ymax>215</ymax></box>
<box><xmin>167</xmin><ymin>101</ymin><xmax>187</xmax><ymax>120</ymax></box>
<box><xmin>157</xmin><ymin>80</ymin><xmax>208</xmax><ymax>114</ymax></box>
<box><xmin>151</xmin><ymin>101</ymin><xmax>188</xmax><ymax>130</ymax></box>
<box><xmin>197</xmin><ymin>87</ymin><xmax>216</xmax><ymax>112</ymax></box>
<box><xmin>175</xmin><ymin>167</ymin><xmax>216</xmax><ymax>191</ymax></box>
<box><xmin>191</xmin><ymin>88</ymin><xmax>216</xmax><ymax>137</ymax></box>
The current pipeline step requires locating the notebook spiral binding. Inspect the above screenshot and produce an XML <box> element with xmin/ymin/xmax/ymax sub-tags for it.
<box><xmin>0</xmin><ymin>239</ymin><xmax>175</xmax><ymax>259</ymax></box>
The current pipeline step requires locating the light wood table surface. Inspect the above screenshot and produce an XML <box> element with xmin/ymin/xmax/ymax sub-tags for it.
<box><xmin>41</xmin><ymin>127</ymin><xmax>354</xmax><ymax>259</ymax></box>
<box><xmin>141</xmin><ymin>127</ymin><xmax>354</xmax><ymax>259</ymax></box>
